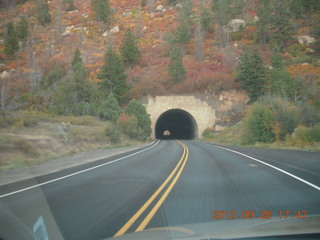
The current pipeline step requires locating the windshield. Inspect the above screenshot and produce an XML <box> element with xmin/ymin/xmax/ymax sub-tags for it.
<box><xmin>0</xmin><ymin>0</ymin><xmax>320</xmax><ymax>240</ymax></box>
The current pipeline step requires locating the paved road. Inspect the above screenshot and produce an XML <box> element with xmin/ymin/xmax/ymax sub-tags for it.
<box><xmin>1</xmin><ymin>140</ymin><xmax>320</xmax><ymax>240</ymax></box>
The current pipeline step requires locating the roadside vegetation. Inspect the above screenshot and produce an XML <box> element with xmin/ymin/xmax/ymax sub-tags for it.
<box><xmin>0</xmin><ymin>110</ymin><xmax>150</xmax><ymax>170</ymax></box>
<box><xmin>0</xmin><ymin>0</ymin><xmax>319</xmax><ymax>170</ymax></box>
<box><xmin>203</xmin><ymin>96</ymin><xmax>320</xmax><ymax>151</ymax></box>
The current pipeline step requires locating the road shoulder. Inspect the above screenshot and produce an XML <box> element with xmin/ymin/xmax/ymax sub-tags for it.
<box><xmin>0</xmin><ymin>142</ymin><xmax>154</xmax><ymax>186</ymax></box>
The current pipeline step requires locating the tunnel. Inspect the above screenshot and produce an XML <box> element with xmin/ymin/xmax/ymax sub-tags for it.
<box><xmin>155</xmin><ymin>109</ymin><xmax>198</xmax><ymax>140</ymax></box>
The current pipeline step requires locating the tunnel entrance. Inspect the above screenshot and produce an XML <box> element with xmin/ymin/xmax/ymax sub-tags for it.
<box><xmin>155</xmin><ymin>109</ymin><xmax>198</xmax><ymax>140</ymax></box>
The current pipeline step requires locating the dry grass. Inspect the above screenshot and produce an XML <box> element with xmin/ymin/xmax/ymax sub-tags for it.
<box><xmin>0</xmin><ymin>111</ymin><xmax>142</xmax><ymax>170</ymax></box>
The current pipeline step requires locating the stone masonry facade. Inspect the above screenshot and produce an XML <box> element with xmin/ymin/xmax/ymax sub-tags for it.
<box><xmin>144</xmin><ymin>95</ymin><xmax>216</xmax><ymax>139</ymax></box>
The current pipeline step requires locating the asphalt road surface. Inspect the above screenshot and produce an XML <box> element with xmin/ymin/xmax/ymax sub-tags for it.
<box><xmin>1</xmin><ymin>140</ymin><xmax>320</xmax><ymax>240</ymax></box>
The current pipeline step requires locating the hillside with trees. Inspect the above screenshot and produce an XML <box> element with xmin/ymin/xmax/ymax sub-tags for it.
<box><xmin>0</xmin><ymin>0</ymin><xmax>320</xmax><ymax>160</ymax></box>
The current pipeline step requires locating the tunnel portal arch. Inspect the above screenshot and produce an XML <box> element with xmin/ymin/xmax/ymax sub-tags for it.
<box><xmin>144</xmin><ymin>96</ymin><xmax>216</xmax><ymax>140</ymax></box>
<box><xmin>155</xmin><ymin>109</ymin><xmax>198</xmax><ymax>139</ymax></box>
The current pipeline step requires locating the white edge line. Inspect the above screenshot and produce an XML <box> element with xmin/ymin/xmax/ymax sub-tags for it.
<box><xmin>198</xmin><ymin>141</ymin><xmax>320</xmax><ymax>191</ymax></box>
<box><xmin>0</xmin><ymin>140</ymin><xmax>160</xmax><ymax>199</ymax></box>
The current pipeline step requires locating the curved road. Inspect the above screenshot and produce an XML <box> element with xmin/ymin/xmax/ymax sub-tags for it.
<box><xmin>1</xmin><ymin>140</ymin><xmax>320</xmax><ymax>240</ymax></box>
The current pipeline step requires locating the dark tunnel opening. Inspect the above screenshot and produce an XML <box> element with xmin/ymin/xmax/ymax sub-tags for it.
<box><xmin>155</xmin><ymin>109</ymin><xmax>198</xmax><ymax>140</ymax></box>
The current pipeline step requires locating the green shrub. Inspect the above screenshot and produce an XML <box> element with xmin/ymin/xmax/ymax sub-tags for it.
<box><xmin>97</xmin><ymin>94</ymin><xmax>122</xmax><ymax>121</ymax></box>
<box><xmin>125</xmin><ymin>99</ymin><xmax>151</xmax><ymax>141</ymax></box>
<box><xmin>117</xmin><ymin>114</ymin><xmax>139</xmax><ymax>139</ymax></box>
<box><xmin>309</xmin><ymin>125</ymin><xmax>320</xmax><ymax>142</ymax></box>
<box><xmin>0</xmin><ymin>111</ymin><xmax>41</xmax><ymax>128</ymax></box>
<box><xmin>243</xmin><ymin>103</ymin><xmax>275</xmax><ymax>144</ymax></box>
<box><xmin>287</xmin><ymin>43</ymin><xmax>306</xmax><ymax>57</ymax></box>
<box><xmin>295</xmin><ymin>125</ymin><xmax>311</xmax><ymax>143</ymax></box>
<box><xmin>230</xmin><ymin>32</ymin><xmax>244</xmax><ymax>42</ymax></box>
<box><xmin>105</xmin><ymin>126</ymin><xmax>121</xmax><ymax>144</ymax></box>
<box><xmin>269</xmin><ymin>99</ymin><xmax>300</xmax><ymax>140</ymax></box>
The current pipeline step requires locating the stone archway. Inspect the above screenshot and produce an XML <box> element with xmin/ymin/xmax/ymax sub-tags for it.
<box><xmin>144</xmin><ymin>96</ymin><xmax>216</xmax><ymax>139</ymax></box>
<box><xmin>155</xmin><ymin>109</ymin><xmax>198</xmax><ymax>139</ymax></box>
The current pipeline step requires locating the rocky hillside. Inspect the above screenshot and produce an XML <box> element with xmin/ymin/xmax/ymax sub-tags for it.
<box><xmin>0</xmin><ymin>0</ymin><xmax>319</xmax><ymax>148</ymax></box>
<box><xmin>1</xmin><ymin>0</ymin><xmax>318</xmax><ymax>98</ymax></box>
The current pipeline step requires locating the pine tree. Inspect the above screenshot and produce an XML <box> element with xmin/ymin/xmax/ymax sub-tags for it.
<box><xmin>167</xmin><ymin>0</ymin><xmax>177</xmax><ymax>6</ymax></box>
<box><xmin>98</xmin><ymin>48</ymin><xmax>128</xmax><ymax>104</ymax></box>
<box><xmin>268</xmin><ymin>47</ymin><xmax>294</xmax><ymax>101</ymax></box>
<box><xmin>174</xmin><ymin>14</ymin><xmax>192</xmax><ymax>44</ymax></box>
<box><xmin>212</xmin><ymin>0</ymin><xmax>241</xmax><ymax>26</ymax></box>
<box><xmin>4</xmin><ymin>22</ymin><xmax>19</xmax><ymax>56</ymax></box>
<box><xmin>212</xmin><ymin>0</ymin><xmax>245</xmax><ymax>47</ymax></box>
<box><xmin>120</xmin><ymin>29</ymin><xmax>140</xmax><ymax>67</ymax></box>
<box><xmin>256</xmin><ymin>0</ymin><xmax>272</xmax><ymax>45</ymax></box>
<box><xmin>140</xmin><ymin>0</ymin><xmax>146</xmax><ymax>7</ymax></box>
<box><xmin>36</xmin><ymin>0</ymin><xmax>52</xmax><ymax>26</ymax></box>
<box><xmin>54</xmin><ymin>50</ymin><xmax>93</xmax><ymax>115</ymax></box>
<box><xmin>173</xmin><ymin>0</ymin><xmax>193</xmax><ymax>45</ymax></box>
<box><xmin>200</xmin><ymin>4</ymin><xmax>213</xmax><ymax>33</ymax></box>
<box><xmin>270</xmin><ymin>1</ymin><xmax>293</xmax><ymax>50</ymax></box>
<box><xmin>70</xmin><ymin>49</ymin><xmax>91</xmax><ymax>106</ymax></box>
<box><xmin>168</xmin><ymin>47</ymin><xmax>186</xmax><ymax>85</ymax></box>
<box><xmin>16</xmin><ymin>17</ymin><xmax>29</xmax><ymax>41</ymax></box>
<box><xmin>212</xmin><ymin>0</ymin><xmax>231</xmax><ymax>47</ymax></box>
<box><xmin>91</xmin><ymin>0</ymin><xmax>111</xmax><ymax>24</ymax></box>
<box><xmin>181</xmin><ymin>0</ymin><xmax>193</xmax><ymax>18</ymax></box>
<box><xmin>125</xmin><ymin>99</ymin><xmax>151</xmax><ymax>141</ymax></box>
<box><xmin>72</xmin><ymin>49</ymin><xmax>82</xmax><ymax>72</ymax></box>
<box><xmin>63</xmin><ymin>0</ymin><xmax>75</xmax><ymax>11</ymax></box>
<box><xmin>236</xmin><ymin>47</ymin><xmax>267</xmax><ymax>103</ymax></box>
<box><xmin>271</xmin><ymin>47</ymin><xmax>287</xmax><ymax>70</ymax></box>
<box><xmin>98</xmin><ymin>93</ymin><xmax>122</xmax><ymax>121</ymax></box>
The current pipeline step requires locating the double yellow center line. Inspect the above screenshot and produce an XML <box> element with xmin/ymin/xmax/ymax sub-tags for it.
<box><xmin>114</xmin><ymin>140</ymin><xmax>189</xmax><ymax>237</ymax></box>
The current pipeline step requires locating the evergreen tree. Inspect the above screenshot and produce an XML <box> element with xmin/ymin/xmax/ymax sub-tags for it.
<box><xmin>256</xmin><ymin>0</ymin><xmax>272</xmax><ymax>45</ymax></box>
<box><xmin>98</xmin><ymin>48</ymin><xmax>128</xmax><ymax>104</ymax></box>
<box><xmin>270</xmin><ymin>1</ymin><xmax>293</xmax><ymax>50</ymax></box>
<box><xmin>36</xmin><ymin>0</ymin><xmax>52</xmax><ymax>26</ymax></box>
<box><xmin>211</xmin><ymin>0</ymin><xmax>230</xmax><ymax>47</ymax></box>
<box><xmin>91</xmin><ymin>0</ymin><xmax>111</xmax><ymax>24</ymax></box>
<box><xmin>72</xmin><ymin>49</ymin><xmax>82</xmax><ymax>72</ymax></box>
<box><xmin>42</xmin><ymin>65</ymin><xmax>64</xmax><ymax>89</ymax></box>
<box><xmin>236</xmin><ymin>47</ymin><xmax>267</xmax><ymax>103</ymax></box>
<box><xmin>70</xmin><ymin>49</ymin><xmax>91</xmax><ymax>106</ymax></box>
<box><xmin>54</xmin><ymin>50</ymin><xmax>93</xmax><ymax>115</ymax></box>
<box><xmin>16</xmin><ymin>17</ymin><xmax>29</xmax><ymax>41</ymax></box>
<box><xmin>167</xmin><ymin>0</ymin><xmax>177</xmax><ymax>6</ymax></box>
<box><xmin>212</xmin><ymin>0</ymin><xmax>231</xmax><ymax>26</ymax></box>
<box><xmin>181</xmin><ymin>0</ymin><xmax>193</xmax><ymax>18</ymax></box>
<box><xmin>290</xmin><ymin>0</ymin><xmax>320</xmax><ymax>23</ymax></box>
<box><xmin>268</xmin><ymin>47</ymin><xmax>294</xmax><ymax>101</ymax></box>
<box><xmin>120</xmin><ymin>29</ymin><xmax>140</xmax><ymax>67</ymax></box>
<box><xmin>200</xmin><ymin>4</ymin><xmax>213</xmax><ymax>33</ymax></box>
<box><xmin>270</xmin><ymin>47</ymin><xmax>284</xmax><ymax>70</ymax></box>
<box><xmin>173</xmin><ymin>0</ymin><xmax>193</xmax><ymax>45</ymax></box>
<box><xmin>244</xmin><ymin>102</ymin><xmax>275</xmax><ymax>144</ymax></box>
<box><xmin>140</xmin><ymin>0</ymin><xmax>146</xmax><ymax>7</ymax></box>
<box><xmin>212</xmin><ymin>0</ymin><xmax>245</xmax><ymax>26</ymax></box>
<box><xmin>4</xmin><ymin>22</ymin><xmax>19</xmax><ymax>56</ymax></box>
<box><xmin>212</xmin><ymin>0</ymin><xmax>246</xmax><ymax>47</ymax></box>
<box><xmin>63</xmin><ymin>0</ymin><xmax>75</xmax><ymax>11</ymax></box>
<box><xmin>97</xmin><ymin>93</ymin><xmax>122</xmax><ymax>121</ymax></box>
<box><xmin>125</xmin><ymin>99</ymin><xmax>151</xmax><ymax>141</ymax></box>
<box><xmin>174</xmin><ymin>14</ymin><xmax>192</xmax><ymax>44</ymax></box>
<box><xmin>168</xmin><ymin>47</ymin><xmax>185</xmax><ymax>85</ymax></box>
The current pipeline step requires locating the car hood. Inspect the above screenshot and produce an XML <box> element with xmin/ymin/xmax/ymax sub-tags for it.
<box><xmin>106</xmin><ymin>215</ymin><xmax>320</xmax><ymax>240</ymax></box>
